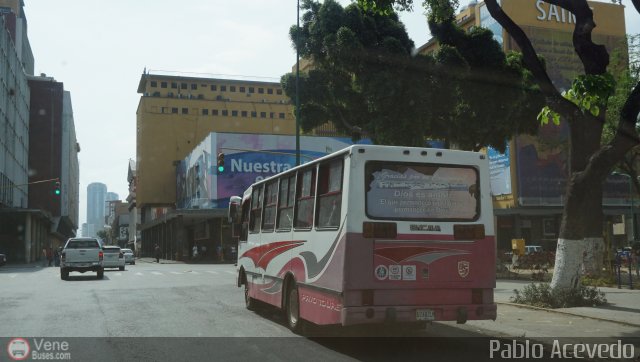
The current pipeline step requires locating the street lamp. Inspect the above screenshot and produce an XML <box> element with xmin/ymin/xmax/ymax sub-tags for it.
<box><xmin>613</xmin><ymin>172</ymin><xmax>636</xmax><ymax>241</ymax></box>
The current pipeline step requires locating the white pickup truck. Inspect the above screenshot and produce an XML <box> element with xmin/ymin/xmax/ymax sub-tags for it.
<box><xmin>60</xmin><ymin>237</ymin><xmax>104</xmax><ymax>280</ymax></box>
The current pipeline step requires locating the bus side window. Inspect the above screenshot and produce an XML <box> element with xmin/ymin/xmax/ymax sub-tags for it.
<box><xmin>294</xmin><ymin>167</ymin><xmax>316</xmax><ymax>229</ymax></box>
<box><xmin>277</xmin><ymin>175</ymin><xmax>295</xmax><ymax>230</ymax></box>
<box><xmin>316</xmin><ymin>159</ymin><xmax>343</xmax><ymax>228</ymax></box>
<box><xmin>249</xmin><ymin>185</ymin><xmax>263</xmax><ymax>233</ymax></box>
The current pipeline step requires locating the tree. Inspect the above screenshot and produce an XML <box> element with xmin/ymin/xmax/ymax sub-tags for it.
<box><xmin>282</xmin><ymin>0</ymin><xmax>543</xmax><ymax>151</ymax></box>
<box><xmin>359</xmin><ymin>0</ymin><xmax>640</xmax><ymax>290</ymax></box>
<box><xmin>96</xmin><ymin>230</ymin><xmax>109</xmax><ymax>244</ymax></box>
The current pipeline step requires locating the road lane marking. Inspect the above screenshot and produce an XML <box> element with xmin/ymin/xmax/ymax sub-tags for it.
<box><xmin>170</xmin><ymin>272</ymin><xmax>182</xmax><ymax>275</ymax></box>
<box><xmin>206</xmin><ymin>271</ymin><xmax>218</xmax><ymax>274</ymax></box>
<box><xmin>136</xmin><ymin>272</ymin><xmax>144</xmax><ymax>276</ymax></box>
<box><xmin>224</xmin><ymin>271</ymin><xmax>236</xmax><ymax>275</ymax></box>
<box><xmin>190</xmin><ymin>271</ymin><xmax>200</xmax><ymax>275</ymax></box>
<box><xmin>151</xmin><ymin>271</ymin><xmax>163</xmax><ymax>275</ymax></box>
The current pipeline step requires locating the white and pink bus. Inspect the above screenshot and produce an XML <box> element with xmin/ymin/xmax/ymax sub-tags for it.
<box><xmin>228</xmin><ymin>144</ymin><xmax>496</xmax><ymax>333</ymax></box>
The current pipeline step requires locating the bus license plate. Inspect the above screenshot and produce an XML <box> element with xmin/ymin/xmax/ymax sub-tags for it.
<box><xmin>416</xmin><ymin>309</ymin><xmax>435</xmax><ymax>321</ymax></box>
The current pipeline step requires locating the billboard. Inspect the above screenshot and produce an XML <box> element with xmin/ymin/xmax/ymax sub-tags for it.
<box><xmin>488</xmin><ymin>144</ymin><xmax>512</xmax><ymax>196</ymax></box>
<box><xmin>176</xmin><ymin>133</ymin><xmax>371</xmax><ymax>209</ymax></box>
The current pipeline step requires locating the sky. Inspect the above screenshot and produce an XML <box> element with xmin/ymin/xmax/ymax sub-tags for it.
<box><xmin>24</xmin><ymin>0</ymin><xmax>640</xmax><ymax>227</ymax></box>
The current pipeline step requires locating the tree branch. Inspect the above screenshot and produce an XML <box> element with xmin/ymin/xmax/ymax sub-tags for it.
<box><xmin>484</xmin><ymin>0</ymin><xmax>586</xmax><ymax>124</ymax></box>
<box><xmin>631</xmin><ymin>0</ymin><xmax>640</xmax><ymax>16</ymax></box>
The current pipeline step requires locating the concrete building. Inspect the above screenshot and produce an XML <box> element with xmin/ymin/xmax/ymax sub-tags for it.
<box><xmin>27</xmin><ymin>75</ymin><xmax>80</xmax><ymax>249</ymax></box>
<box><xmin>105</xmin><ymin>191</ymin><xmax>119</xmax><ymax>222</ymax></box>
<box><xmin>86</xmin><ymin>182</ymin><xmax>106</xmax><ymax>237</ymax></box>
<box><xmin>135</xmin><ymin>71</ymin><xmax>296</xmax><ymax>233</ymax></box>
<box><xmin>419</xmin><ymin>0</ymin><xmax>629</xmax><ymax>250</ymax></box>
<box><xmin>126</xmin><ymin>159</ymin><xmax>140</xmax><ymax>253</ymax></box>
<box><xmin>0</xmin><ymin>1</ymin><xmax>79</xmax><ymax>262</ymax></box>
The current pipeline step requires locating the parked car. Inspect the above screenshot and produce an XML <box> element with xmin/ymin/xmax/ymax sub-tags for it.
<box><xmin>121</xmin><ymin>248</ymin><xmax>135</xmax><ymax>265</ymax></box>
<box><xmin>0</xmin><ymin>253</ymin><xmax>6</xmax><ymax>266</ymax></box>
<box><xmin>102</xmin><ymin>245</ymin><xmax>125</xmax><ymax>271</ymax></box>
<box><xmin>525</xmin><ymin>245</ymin><xmax>543</xmax><ymax>255</ymax></box>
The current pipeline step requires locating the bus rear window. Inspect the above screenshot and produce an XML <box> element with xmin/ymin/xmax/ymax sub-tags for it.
<box><xmin>365</xmin><ymin>161</ymin><xmax>480</xmax><ymax>221</ymax></box>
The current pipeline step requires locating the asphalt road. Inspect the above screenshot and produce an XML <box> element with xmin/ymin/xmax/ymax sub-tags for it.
<box><xmin>0</xmin><ymin>263</ymin><xmax>590</xmax><ymax>361</ymax></box>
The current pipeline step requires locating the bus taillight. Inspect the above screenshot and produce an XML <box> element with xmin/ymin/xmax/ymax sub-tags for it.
<box><xmin>363</xmin><ymin>222</ymin><xmax>397</xmax><ymax>239</ymax></box>
<box><xmin>453</xmin><ymin>224</ymin><xmax>485</xmax><ymax>240</ymax></box>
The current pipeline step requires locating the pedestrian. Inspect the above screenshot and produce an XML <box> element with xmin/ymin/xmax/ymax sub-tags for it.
<box><xmin>201</xmin><ymin>245</ymin><xmax>207</xmax><ymax>259</ymax></box>
<box><xmin>192</xmin><ymin>244</ymin><xmax>199</xmax><ymax>261</ymax></box>
<box><xmin>154</xmin><ymin>244</ymin><xmax>161</xmax><ymax>263</ymax></box>
<box><xmin>216</xmin><ymin>245</ymin><xmax>223</xmax><ymax>262</ymax></box>
<box><xmin>54</xmin><ymin>248</ymin><xmax>60</xmax><ymax>267</ymax></box>
<box><xmin>42</xmin><ymin>247</ymin><xmax>47</xmax><ymax>267</ymax></box>
<box><xmin>47</xmin><ymin>247</ymin><xmax>53</xmax><ymax>267</ymax></box>
<box><xmin>634</xmin><ymin>247</ymin><xmax>640</xmax><ymax>277</ymax></box>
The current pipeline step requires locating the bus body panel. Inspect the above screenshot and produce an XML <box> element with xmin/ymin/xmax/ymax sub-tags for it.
<box><xmin>235</xmin><ymin>145</ymin><xmax>497</xmax><ymax>327</ymax></box>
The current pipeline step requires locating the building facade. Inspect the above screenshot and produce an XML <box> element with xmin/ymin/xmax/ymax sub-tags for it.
<box><xmin>28</xmin><ymin>76</ymin><xmax>80</xmax><ymax>246</ymax></box>
<box><xmin>135</xmin><ymin>71</ymin><xmax>296</xmax><ymax>229</ymax></box>
<box><xmin>0</xmin><ymin>1</ymin><xmax>79</xmax><ymax>262</ymax></box>
<box><xmin>86</xmin><ymin>182</ymin><xmax>107</xmax><ymax>237</ymax></box>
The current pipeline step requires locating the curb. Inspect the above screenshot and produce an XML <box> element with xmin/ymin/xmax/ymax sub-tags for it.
<box><xmin>496</xmin><ymin>301</ymin><xmax>640</xmax><ymax>328</ymax></box>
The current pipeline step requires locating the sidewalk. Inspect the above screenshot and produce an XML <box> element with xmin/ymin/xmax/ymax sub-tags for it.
<box><xmin>451</xmin><ymin>279</ymin><xmax>640</xmax><ymax>352</ymax></box>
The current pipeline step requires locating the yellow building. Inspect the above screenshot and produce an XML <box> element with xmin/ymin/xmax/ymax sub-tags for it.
<box><xmin>419</xmin><ymin>0</ymin><xmax>628</xmax><ymax>250</ymax></box>
<box><xmin>136</xmin><ymin>72</ymin><xmax>295</xmax><ymax>222</ymax></box>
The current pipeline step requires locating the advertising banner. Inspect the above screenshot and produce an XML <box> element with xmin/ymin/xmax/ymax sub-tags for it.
<box><xmin>176</xmin><ymin>133</ymin><xmax>371</xmax><ymax>209</ymax></box>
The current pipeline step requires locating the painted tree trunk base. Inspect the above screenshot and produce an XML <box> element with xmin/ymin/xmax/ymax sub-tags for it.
<box><xmin>582</xmin><ymin>237</ymin><xmax>605</xmax><ymax>277</ymax></box>
<box><xmin>550</xmin><ymin>238</ymin><xmax>585</xmax><ymax>289</ymax></box>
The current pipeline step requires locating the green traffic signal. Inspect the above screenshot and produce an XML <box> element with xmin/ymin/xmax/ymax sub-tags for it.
<box><xmin>54</xmin><ymin>181</ymin><xmax>61</xmax><ymax>196</ymax></box>
<box><xmin>217</xmin><ymin>153</ymin><xmax>225</xmax><ymax>173</ymax></box>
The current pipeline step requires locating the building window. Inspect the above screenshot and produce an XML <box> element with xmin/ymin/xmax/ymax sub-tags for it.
<box><xmin>248</xmin><ymin>87</ymin><xmax>255</xmax><ymax>93</ymax></box>
<box><xmin>230</xmin><ymin>86</ymin><xmax>236</xmax><ymax>92</ymax></box>
<box><xmin>212</xmin><ymin>109</ymin><xmax>219</xmax><ymax>116</ymax></box>
<box><xmin>260</xmin><ymin>112</ymin><xmax>267</xmax><ymax>118</ymax></box>
<box><xmin>221</xmin><ymin>85</ymin><xmax>227</xmax><ymax>92</ymax></box>
<box><xmin>161</xmin><ymin>82</ymin><xmax>168</xmax><ymax>88</ymax></box>
<box><xmin>277</xmin><ymin>89</ymin><xmax>283</xmax><ymax>95</ymax></box>
<box><xmin>222</xmin><ymin>110</ymin><xmax>228</xmax><ymax>116</ymax></box>
<box><xmin>210</xmin><ymin>85</ymin><xmax>217</xmax><ymax>91</ymax></box>
<box><xmin>150</xmin><ymin>81</ymin><xmax>157</xmax><ymax>87</ymax></box>
<box><xmin>251</xmin><ymin>111</ymin><xmax>257</xmax><ymax>118</ymax></box>
<box><xmin>232</xmin><ymin>110</ymin><xmax>238</xmax><ymax>117</ymax></box>
<box><xmin>161</xmin><ymin>107</ymin><xmax>168</xmax><ymax>113</ymax></box>
<box><xmin>202</xmin><ymin>109</ymin><xmax>209</xmax><ymax>116</ymax></box>
<box><xmin>267</xmin><ymin>88</ymin><xmax>273</xmax><ymax>94</ymax></box>
<box><xmin>240</xmin><ymin>86</ymin><xmax>246</xmax><ymax>92</ymax></box>
<box><xmin>171</xmin><ymin>82</ymin><xmax>178</xmax><ymax>89</ymax></box>
<box><xmin>181</xmin><ymin>83</ymin><xmax>187</xmax><ymax>90</ymax></box>
<box><xmin>279</xmin><ymin>113</ymin><xmax>285</xmax><ymax>119</ymax></box>
<box><xmin>241</xmin><ymin>110</ymin><xmax>248</xmax><ymax>117</ymax></box>
<box><xmin>172</xmin><ymin>108</ymin><xmax>178</xmax><ymax>114</ymax></box>
<box><xmin>258</xmin><ymin>88</ymin><xmax>264</xmax><ymax>94</ymax></box>
<box><xmin>182</xmin><ymin>108</ymin><xmax>188</xmax><ymax>114</ymax></box>
<box><xmin>270</xmin><ymin>112</ymin><xmax>274</xmax><ymax>119</ymax></box>
<box><xmin>191</xmin><ymin>84</ymin><xmax>197</xmax><ymax>90</ymax></box>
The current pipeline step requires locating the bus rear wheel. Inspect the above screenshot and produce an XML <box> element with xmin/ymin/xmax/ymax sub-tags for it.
<box><xmin>286</xmin><ymin>283</ymin><xmax>305</xmax><ymax>334</ymax></box>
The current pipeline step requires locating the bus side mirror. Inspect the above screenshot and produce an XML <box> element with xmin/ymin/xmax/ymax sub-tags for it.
<box><xmin>228</xmin><ymin>196</ymin><xmax>242</xmax><ymax>223</ymax></box>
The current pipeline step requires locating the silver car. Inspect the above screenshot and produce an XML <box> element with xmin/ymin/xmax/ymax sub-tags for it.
<box><xmin>121</xmin><ymin>248</ymin><xmax>135</xmax><ymax>265</ymax></box>
<box><xmin>102</xmin><ymin>245</ymin><xmax>125</xmax><ymax>271</ymax></box>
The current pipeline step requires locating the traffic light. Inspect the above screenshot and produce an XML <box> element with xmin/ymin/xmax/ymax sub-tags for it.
<box><xmin>54</xmin><ymin>181</ymin><xmax>61</xmax><ymax>196</ymax></box>
<box><xmin>217</xmin><ymin>153</ymin><xmax>225</xmax><ymax>173</ymax></box>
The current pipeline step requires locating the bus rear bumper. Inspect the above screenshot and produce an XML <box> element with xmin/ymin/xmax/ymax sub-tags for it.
<box><xmin>341</xmin><ymin>303</ymin><xmax>497</xmax><ymax>326</ymax></box>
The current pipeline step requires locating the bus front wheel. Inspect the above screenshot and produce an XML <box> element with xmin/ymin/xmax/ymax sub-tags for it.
<box><xmin>286</xmin><ymin>283</ymin><xmax>304</xmax><ymax>334</ymax></box>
